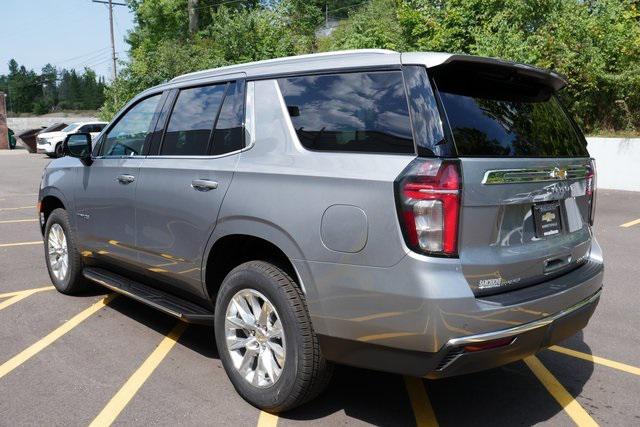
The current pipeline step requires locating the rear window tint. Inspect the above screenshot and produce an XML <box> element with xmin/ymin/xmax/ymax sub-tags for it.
<box><xmin>211</xmin><ymin>81</ymin><xmax>245</xmax><ymax>155</ymax></box>
<box><xmin>433</xmin><ymin>66</ymin><xmax>589</xmax><ymax>158</ymax></box>
<box><xmin>162</xmin><ymin>84</ymin><xmax>226</xmax><ymax>156</ymax></box>
<box><xmin>278</xmin><ymin>71</ymin><xmax>414</xmax><ymax>154</ymax></box>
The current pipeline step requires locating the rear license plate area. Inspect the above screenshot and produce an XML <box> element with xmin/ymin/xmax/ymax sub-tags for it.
<box><xmin>533</xmin><ymin>201</ymin><xmax>563</xmax><ymax>237</ymax></box>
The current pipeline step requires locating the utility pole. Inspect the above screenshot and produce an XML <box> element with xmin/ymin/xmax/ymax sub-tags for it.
<box><xmin>188</xmin><ymin>0</ymin><xmax>199</xmax><ymax>35</ymax></box>
<box><xmin>325</xmin><ymin>2</ymin><xmax>328</xmax><ymax>27</ymax></box>
<box><xmin>92</xmin><ymin>0</ymin><xmax>127</xmax><ymax>80</ymax></box>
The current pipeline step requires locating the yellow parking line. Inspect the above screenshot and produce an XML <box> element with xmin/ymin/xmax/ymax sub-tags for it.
<box><xmin>0</xmin><ymin>285</ymin><xmax>55</xmax><ymax>299</ymax></box>
<box><xmin>89</xmin><ymin>321</ymin><xmax>187</xmax><ymax>427</ymax></box>
<box><xmin>404</xmin><ymin>376</ymin><xmax>439</xmax><ymax>427</ymax></box>
<box><xmin>0</xmin><ymin>295</ymin><xmax>115</xmax><ymax>380</ymax></box>
<box><xmin>0</xmin><ymin>206</ymin><xmax>35</xmax><ymax>211</ymax></box>
<box><xmin>0</xmin><ymin>287</ymin><xmax>54</xmax><ymax>311</ymax></box>
<box><xmin>0</xmin><ymin>218</ymin><xmax>38</xmax><ymax>224</ymax></box>
<box><xmin>550</xmin><ymin>345</ymin><xmax>640</xmax><ymax>376</ymax></box>
<box><xmin>257</xmin><ymin>411</ymin><xmax>279</xmax><ymax>427</ymax></box>
<box><xmin>524</xmin><ymin>356</ymin><xmax>598</xmax><ymax>427</ymax></box>
<box><xmin>0</xmin><ymin>293</ymin><xmax>35</xmax><ymax>311</ymax></box>
<box><xmin>620</xmin><ymin>218</ymin><xmax>640</xmax><ymax>228</ymax></box>
<box><xmin>0</xmin><ymin>241</ymin><xmax>43</xmax><ymax>248</ymax></box>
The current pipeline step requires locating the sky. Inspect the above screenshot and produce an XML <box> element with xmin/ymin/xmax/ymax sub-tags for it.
<box><xmin>1</xmin><ymin>0</ymin><xmax>135</xmax><ymax>81</ymax></box>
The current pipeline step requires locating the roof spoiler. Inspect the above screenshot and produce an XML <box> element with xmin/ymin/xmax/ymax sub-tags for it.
<box><xmin>402</xmin><ymin>52</ymin><xmax>567</xmax><ymax>92</ymax></box>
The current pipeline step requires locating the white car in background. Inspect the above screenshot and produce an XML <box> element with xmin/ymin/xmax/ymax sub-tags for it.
<box><xmin>37</xmin><ymin>121</ymin><xmax>108</xmax><ymax>157</ymax></box>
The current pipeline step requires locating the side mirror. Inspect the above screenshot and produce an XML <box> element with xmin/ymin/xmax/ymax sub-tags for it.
<box><xmin>63</xmin><ymin>133</ymin><xmax>92</xmax><ymax>165</ymax></box>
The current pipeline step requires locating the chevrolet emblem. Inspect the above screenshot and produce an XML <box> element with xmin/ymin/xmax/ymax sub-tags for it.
<box><xmin>551</xmin><ymin>167</ymin><xmax>568</xmax><ymax>180</ymax></box>
<box><xmin>542</xmin><ymin>212</ymin><xmax>556</xmax><ymax>222</ymax></box>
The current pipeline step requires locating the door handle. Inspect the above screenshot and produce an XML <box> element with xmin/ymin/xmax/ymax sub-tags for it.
<box><xmin>191</xmin><ymin>179</ymin><xmax>218</xmax><ymax>191</ymax></box>
<box><xmin>116</xmin><ymin>174</ymin><xmax>136</xmax><ymax>184</ymax></box>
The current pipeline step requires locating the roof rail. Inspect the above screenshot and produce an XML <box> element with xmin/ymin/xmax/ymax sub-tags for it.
<box><xmin>170</xmin><ymin>49</ymin><xmax>398</xmax><ymax>83</ymax></box>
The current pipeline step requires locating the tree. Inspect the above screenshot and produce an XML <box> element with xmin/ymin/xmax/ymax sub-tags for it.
<box><xmin>1</xmin><ymin>59</ymin><xmax>107</xmax><ymax>114</ymax></box>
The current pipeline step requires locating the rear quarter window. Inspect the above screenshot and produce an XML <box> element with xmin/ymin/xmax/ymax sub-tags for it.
<box><xmin>278</xmin><ymin>71</ymin><xmax>415</xmax><ymax>154</ymax></box>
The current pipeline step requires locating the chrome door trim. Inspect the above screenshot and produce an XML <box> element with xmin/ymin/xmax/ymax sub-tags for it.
<box><xmin>482</xmin><ymin>164</ymin><xmax>590</xmax><ymax>185</ymax></box>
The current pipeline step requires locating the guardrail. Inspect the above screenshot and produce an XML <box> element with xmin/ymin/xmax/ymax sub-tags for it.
<box><xmin>587</xmin><ymin>137</ymin><xmax>640</xmax><ymax>192</ymax></box>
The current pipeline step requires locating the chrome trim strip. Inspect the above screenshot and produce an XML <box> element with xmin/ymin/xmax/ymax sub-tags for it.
<box><xmin>482</xmin><ymin>165</ymin><xmax>589</xmax><ymax>185</ymax></box>
<box><xmin>445</xmin><ymin>289</ymin><xmax>601</xmax><ymax>347</ymax></box>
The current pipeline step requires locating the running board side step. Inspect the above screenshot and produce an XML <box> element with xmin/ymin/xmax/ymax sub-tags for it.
<box><xmin>83</xmin><ymin>267</ymin><xmax>215</xmax><ymax>325</ymax></box>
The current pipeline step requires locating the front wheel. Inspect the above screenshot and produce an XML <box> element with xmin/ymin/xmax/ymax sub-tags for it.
<box><xmin>54</xmin><ymin>142</ymin><xmax>64</xmax><ymax>158</ymax></box>
<box><xmin>214</xmin><ymin>261</ymin><xmax>333</xmax><ymax>412</ymax></box>
<box><xmin>44</xmin><ymin>208</ymin><xmax>87</xmax><ymax>294</ymax></box>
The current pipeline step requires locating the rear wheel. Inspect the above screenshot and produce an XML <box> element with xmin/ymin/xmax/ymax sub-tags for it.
<box><xmin>44</xmin><ymin>208</ymin><xmax>87</xmax><ymax>294</ymax></box>
<box><xmin>214</xmin><ymin>261</ymin><xmax>333</xmax><ymax>412</ymax></box>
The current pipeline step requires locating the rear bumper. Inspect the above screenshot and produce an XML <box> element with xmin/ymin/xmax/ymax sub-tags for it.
<box><xmin>425</xmin><ymin>288</ymin><xmax>600</xmax><ymax>378</ymax></box>
<box><xmin>318</xmin><ymin>288</ymin><xmax>601</xmax><ymax>377</ymax></box>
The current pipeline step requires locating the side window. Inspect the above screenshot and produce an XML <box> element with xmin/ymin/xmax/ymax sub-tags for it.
<box><xmin>161</xmin><ymin>84</ymin><xmax>226</xmax><ymax>156</ymax></box>
<box><xmin>278</xmin><ymin>71</ymin><xmax>414</xmax><ymax>154</ymax></box>
<box><xmin>78</xmin><ymin>124</ymin><xmax>92</xmax><ymax>133</ymax></box>
<box><xmin>94</xmin><ymin>124</ymin><xmax>107</xmax><ymax>132</ymax></box>
<box><xmin>101</xmin><ymin>94</ymin><xmax>162</xmax><ymax>157</ymax></box>
<box><xmin>402</xmin><ymin>66</ymin><xmax>450</xmax><ymax>157</ymax></box>
<box><xmin>211</xmin><ymin>81</ymin><xmax>245</xmax><ymax>155</ymax></box>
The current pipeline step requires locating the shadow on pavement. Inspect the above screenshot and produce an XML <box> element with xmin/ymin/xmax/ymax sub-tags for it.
<box><xmin>99</xmin><ymin>295</ymin><xmax>596</xmax><ymax>426</ymax></box>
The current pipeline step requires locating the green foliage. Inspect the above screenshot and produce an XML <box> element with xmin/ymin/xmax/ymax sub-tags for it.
<box><xmin>0</xmin><ymin>60</ymin><xmax>106</xmax><ymax>115</ymax></box>
<box><xmin>327</xmin><ymin>0</ymin><xmax>640</xmax><ymax>133</ymax></box>
<box><xmin>101</xmin><ymin>0</ymin><xmax>640</xmax><ymax>133</ymax></box>
<box><xmin>319</xmin><ymin>0</ymin><xmax>406</xmax><ymax>51</ymax></box>
<box><xmin>100</xmin><ymin>0</ymin><xmax>321</xmax><ymax>119</ymax></box>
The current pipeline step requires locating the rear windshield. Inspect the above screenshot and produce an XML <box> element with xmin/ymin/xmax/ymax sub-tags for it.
<box><xmin>433</xmin><ymin>67</ymin><xmax>589</xmax><ymax>158</ymax></box>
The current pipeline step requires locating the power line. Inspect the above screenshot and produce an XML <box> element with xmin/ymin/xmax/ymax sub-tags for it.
<box><xmin>91</xmin><ymin>0</ymin><xmax>127</xmax><ymax>80</ymax></box>
<box><xmin>52</xmin><ymin>47</ymin><xmax>111</xmax><ymax>66</ymax></box>
<box><xmin>328</xmin><ymin>1</ymin><xmax>370</xmax><ymax>15</ymax></box>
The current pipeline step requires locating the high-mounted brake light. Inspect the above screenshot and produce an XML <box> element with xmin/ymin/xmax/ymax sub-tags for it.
<box><xmin>586</xmin><ymin>159</ymin><xmax>597</xmax><ymax>225</ymax></box>
<box><xmin>396</xmin><ymin>159</ymin><xmax>461</xmax><ymax>256</ymax></box>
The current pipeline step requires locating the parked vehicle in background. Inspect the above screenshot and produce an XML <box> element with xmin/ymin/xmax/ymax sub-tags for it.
<box><xmin>36</xmin><ymin>121</ymin><xmax>107</xmax><ymax>157</ymax></box>
<box><xmin>38</xmin><ymin>50</ymin><xmax>603</xmax><ymax>412</ymax></box>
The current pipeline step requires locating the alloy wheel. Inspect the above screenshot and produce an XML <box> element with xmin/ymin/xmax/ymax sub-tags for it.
<box><xmin>225</xmin><ymin>289</ymin><xmax>286</xmax><ymax>388</ymax></box>
<box><xmin>48</xmin><ymin>223</ymin><xmax>69</xmax><ymax>281</ymax></box>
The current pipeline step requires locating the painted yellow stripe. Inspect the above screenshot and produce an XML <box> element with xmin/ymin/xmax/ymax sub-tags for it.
<box><xmin>0</xmin><ymin>287</ymin><xmax>55</xmax><ymax>310</ymax></box>
<box><xmin>524</xmin><ymin>356</ymin><xmax>598</xmax><ymax>427</ymax></box>
<box><xmin>0</xmin><ymin>241</ymin><xmax>43</xmax><ymax>248</ymax></box>
<box><xmin>0</xmin><ymin>295</ymin><xmax>115</xmax><ymax>380</ymax></box>
<box><xmin>404</xmin><ymin>376</ymin><xmax>439</xmax><ymax>427</ymax></box>
<box><xmin>620</xmin><ymin>218</ymin><xmax>640</xmax><ymax>228</ymax></box>
<box><xmin>257</xmin><ymin>411</ymin><xmax>279</xmax><ymax>427</ymax></box>
<box><xmin>89</xmin><ymin>321</ymin><xmax>187</xmax><ymax>427</ymax></box>
<box><xmin>0</xmin><ymin>293</ymin><xmax>35</xmax><ymax>311</ymax></box>
<box><xmin>0</xmin><ymin>218</ymin><xmax>38</xmax><ymax>224</ymax></box>
<box><xmin>0</xmin><ymin>206</ymin><xmax>35</xmax><ymax>211</ymax></box>
<box><xmin>550</xmin><ymin>345</ymin><xmax>640</xmax><ymax>376</ymax></box>
<box><xmin>0</xmin><ymin>285</ymin><xmax>55</xmax><ymax>299</ymax></box>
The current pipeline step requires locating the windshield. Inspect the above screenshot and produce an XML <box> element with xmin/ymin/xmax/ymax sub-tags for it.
<box><xmin>433</xmin><ymin>66</ymin><xmax>589</xmax><ymax>158</ymax></box>
<box><xmin>61</xmin><ymin>124</ymin><xmax>80</xmax><ymax>133</ymax></box>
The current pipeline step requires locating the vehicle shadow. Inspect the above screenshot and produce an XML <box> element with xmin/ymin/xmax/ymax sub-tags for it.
<box><xmin>105</xmin><ymin>296</ymin><xmax>595</xmax><ymax>426</ymax></box>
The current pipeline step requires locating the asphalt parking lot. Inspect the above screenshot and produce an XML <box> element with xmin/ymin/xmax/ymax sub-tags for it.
<box><xmin>0</xmin><ymin>149</ymin><xmax>639</xmax><ymax>426</ymax></box>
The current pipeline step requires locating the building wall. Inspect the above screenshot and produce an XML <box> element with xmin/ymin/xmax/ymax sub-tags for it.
<box><xmin>587</xmin><ymin>137</ymin><xmax>640</xmax><ymax>192</ymax></box>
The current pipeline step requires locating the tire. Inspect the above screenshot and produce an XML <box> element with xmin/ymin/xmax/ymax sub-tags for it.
<box><xmin>44</xmin><ymin>208</ymin><xmax>87</xmax><ymax>294</ymax></box>
<box><xmin>214</xmin><ymin>261</ymin><xmax>333</xmax><ymax>412</ymax></box>
<box><xmin>54</xmin><ymin>142</ymin><xmax>64</xmax><ymax>158</ymax></box>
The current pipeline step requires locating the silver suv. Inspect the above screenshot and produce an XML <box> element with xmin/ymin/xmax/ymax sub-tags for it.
<box><xmin>38</xmin><ymin>50</ymin><xmax>603</xmax><ymax>412</ymax></box>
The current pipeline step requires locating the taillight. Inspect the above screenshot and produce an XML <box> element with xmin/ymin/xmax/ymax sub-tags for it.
<box><xmin>396</xmin><ymin>159</ymin><xmax>461</xmax><ymax>256</ymax></box>
<box><xmin>586</xmin><ymin>159</ymin><xmax>596</xmax><ymax>225</ymax></box>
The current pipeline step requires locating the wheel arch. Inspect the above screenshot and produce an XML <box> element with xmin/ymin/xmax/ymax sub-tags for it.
<box><xmin>38</xmin><ymin>189</ymin><xmax>69</xmax><ymax>234</ymax></box>
<box><xmin>202</xmin><ymin>219</ymin><xmax>309</xmax><ymax>304</ymax></box>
